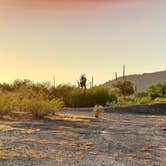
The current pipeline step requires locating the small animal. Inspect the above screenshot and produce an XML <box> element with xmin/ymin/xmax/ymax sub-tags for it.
<box><xmin>93</xmin><ymin>105</ymin><xmax>104</xmax><ymax>119</ymax></box>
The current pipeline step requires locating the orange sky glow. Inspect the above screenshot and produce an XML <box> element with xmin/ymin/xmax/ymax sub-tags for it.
<box><xmin>0</xmin><ymin>0</ymin><xmax>142</xmax><ymax>9</ymax></box>
<box><xmin>0</xmin><ymin>0</ymin><xmax>165</xmax><ymax>85</ymax></box>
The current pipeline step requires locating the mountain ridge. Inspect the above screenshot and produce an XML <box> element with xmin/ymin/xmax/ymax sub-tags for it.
<box><xmin>103</xmin><ymin>70</ymin><xmax>166</xmax><ymax>92</ymax></box>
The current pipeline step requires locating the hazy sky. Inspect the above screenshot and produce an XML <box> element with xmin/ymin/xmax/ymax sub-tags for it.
<box><xmin>0</xmin><ymin>0</ymin><xmax>166</xmax><ymax>85</ymax></box>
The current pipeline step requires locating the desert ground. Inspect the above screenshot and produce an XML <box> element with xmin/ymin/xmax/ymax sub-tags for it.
<box><xmin>0</xmin><ymin>106</ymin><xmax>166</xmax><ymax>166</ymax></box>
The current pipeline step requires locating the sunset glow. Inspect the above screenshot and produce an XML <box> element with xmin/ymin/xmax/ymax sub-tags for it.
<box><xmin>0</xmin><ymin>0</ymin><xmax>165</xmax><ymax>85</ymax></box>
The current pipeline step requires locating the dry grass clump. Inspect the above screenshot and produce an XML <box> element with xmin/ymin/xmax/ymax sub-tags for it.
<box><xmin>23</xmin><ymin>99</ymin><xmax>64</xmax><ymax>119</ymax></box>
<box><xmin>66</xmin><ymin>87</ymin><xmax>116</xmax><ymax>107</ymax></box>
<box><xmin>93</xmin><ymin>105</ymin><xmax>104</xmax><ymax>119</ymax></box>
<box><xmin>0</xmin><ymin>93</ymin><xmax>11</xmax><ymax>117</ymax></box>
<box><xmin>0</xmin><ymin>90</ymin><xmax>64</xmax><ymax>119</ymax></box>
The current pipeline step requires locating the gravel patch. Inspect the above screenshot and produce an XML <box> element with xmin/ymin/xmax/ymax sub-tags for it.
<box><xmin>0</xmin><ymin>109</ymin><xmax>166</xmax><ymax>166</ymax></box>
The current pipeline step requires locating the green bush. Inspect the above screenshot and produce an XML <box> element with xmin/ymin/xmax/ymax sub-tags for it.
<box><xmin>147</xmin><ymin>83</ymin><xmax>166</xmax><ymax>100</ymax></box>
<box><xmin>66</xmin><ymin>87</ymin><xmax>115</xmax><ymax>107</ymax></box>
<box><xmin>114</xmin><ymin>96</ymin><xmax>135</xmax><ymax>106</ymax></box>
<box><xmin>136</xmin><ymin>96</ymin><xmax>152</xmax><ymax>104</ymax></box>
<box><xmin>49</xmin><ymin>84</ymin><xmax>75</xmax><ymax>103</ymax></box>
<box><xmin>107</xmin><ymin>94</ymin><xmax>118</xmax><ymax>105</ymax></box>
<box><xmin>0</xmin><ymin>94</ymin><xmax>11</xmax><ymax>117</ymax></box>
<box><xmin>4</xmin><ymin>79</ymin><xmax>166</xmax><ymax>115</ymax></box>
<box><xmin>154</xmin><ymin>97</ymin><xmax>166</xmax><ymax>103</ymax></box>
<box><xmin>23</xmin><ymin>99</ymin><xmax>64</xmax><ymax>119</ymax></box>
<box><xmin>90</xmin><ymin>87</ymin><xmax>110</xmax><ymax>106</ymax></box>
<box><xmin>135</xmin><ymin>92</ymin><xmax>148</xmax><ymax>98</ymax></box>
<box><xmin>0</xmin><ymin>81</ymin><xmax>118</xmax><ymax>108</ymax></box>
<box><xmin>112</xmin><ymin>80</ymin><xmax>135</xmax><ymax>96</ymax></box>
<box><xmin>66</xmin><ymin>88</ymin><xmax>86</xmax><ymax>107</ymax></box>
<box><xmin>0</xmin><ymin>89</ymin><xmax>64</xmax><ymax>119</ymax></box>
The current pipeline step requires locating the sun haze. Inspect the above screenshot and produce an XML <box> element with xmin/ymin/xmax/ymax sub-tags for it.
<box><xmin>0</xmin><ymin>0</ymin><xmax>165</xmax><ymax>85</ymax></box>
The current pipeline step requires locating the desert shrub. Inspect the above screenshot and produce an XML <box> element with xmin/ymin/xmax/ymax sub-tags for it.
<box><xmin>49</xmin><ymin>99</ymin><xmax>64</xmax><ymax>115</ymax></box>
<box><xmin>134</xmin><ymin>92</ymin><xmax>151</xmax><ymax>104</ymax></box>
<box><xmin>0</xmin><ymin>83</ymin><xmax>13</xmax><ymax>92</ymax></box>
<box><xmin>6</xmin><ymin>79</ymin><xmax>52</xmax><ymax>100</ymax></box>
<box><xmin>0</xmin><ymin>93</ymin><xmax>11</xmax><ymax>117</ymax></box>
<box><xmin>154</xmin><ymin>97</ymin><xmax>166</xmax><ymax>103</ymax></box>
<box><xmin>115</xmin><ymin>95</ymin><xmax>152</xmax><ymax>106</ymax></box>
<box><xmin>66</xmin><ymin>87</ymin><xmax>112</xmax><ymax>107</ymax></box>
<box><xmin>109</xmin><ymin>87</ymin><xmax>121</xmax><ymax>96</ymax></box>
<box><xmin>49</xmin><ymin>84</ymin><xmax>75</xmax><ymax>102</ymax></box>
<box><xmin>66</xmin><ymin>88</ymin><xmax>96</xmax><ymax>107</ymax></box>
<box><xmin>147</xmin><ymin>83</ymin><xmax>166</xmax><ymax>100</ymax></box>
<box><xmin>135</xmin><ymin>92</ymin><xmax>148</xmax><ymax>98</ymax></box>
<box><xmin>90</xmin><ymin>87</ymin><xmax>110</xmax><ymax>106</ymax></box>
<box><xmin>115</xmin><ymin>96</ymin><xmax>135</xmax><ymax>106</ymax></box>
<box><xmin>114</xmin><ymin>97</ymin><xmax>125</xmax><ymax>106</ymax></box>
<box><xmin>136</xmin><ymin>96</ymin><xmax>152</xmax><ymax>104</ymax></box>
<box><xmin>106</xmin><ymin>88</ymin><xmax>119</xmax><ymax>106</ymax></box>
<box><xmin>107</xmin><ymin>94</ymin><xmax>118</xmax><ymax>105</ymax></box>
<box><xmin>112</xmin><ymin>80</ymin><xmax>135</xmax><ymax>96</ymax></box>
<box><xmin>23</xmin><ymin>99</ymin><xmax>64</xmax><ymax>119</ymax></box>
<box><xmin>66</xmin><ymin>88</ymin><xmax>87</xmax><ymax>107</ymax></box>
<box><xmin>0</xmin><ymin>89</ymin><xmax>64</xmax><ymax>119</ymax></box>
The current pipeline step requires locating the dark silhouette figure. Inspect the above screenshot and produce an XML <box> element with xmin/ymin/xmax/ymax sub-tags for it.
<box><xmin>79</xmin><ymin>75</ymin><xmax>87</xmax><ymax>89</ymax></box>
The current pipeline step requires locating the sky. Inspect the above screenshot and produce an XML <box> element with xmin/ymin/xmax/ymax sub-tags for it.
<box><xmin>0</xmin><ymin>0</ymin><xmax>166</xmax><ymax>85</ymax></box>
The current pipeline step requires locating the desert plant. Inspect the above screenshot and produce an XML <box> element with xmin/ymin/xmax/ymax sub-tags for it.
<box><xmin>108</xmin><ymin>89</ymin><xmax>118</xmax><ymax>104</ymax></box>
<box><xmin>154</xmin><ymin>97</ymin><xmax>166</xmax><ymax>103</ymax></box>
<box><xmin>23</xmin><ymin>99</ymin><xmax>64</xmax><ymax>119</ymax></box>
<box><xmin>49</xmin><ymin>84</ymin><xmax>75</xmax><ymax>103</ymax></box>
<box><xmin>66</xmin><ymin>88</ymin><xmax>87</xmax><ymax>107</ymax></box>
<box><xmin>112</xmin><ymin>80</ymin><xmax>135</xmax><ymax>96</ymax></box>
<box><xmin>115</xmin><ymin>96</ymin><xmax>134</xmax><ymax>106</ymax></box>
<box><xmin>135</xmin><ymin>92</ymin><xmax>148</xmax><ymax>98</ymax></box>
<box><xmin>0</xmin><ymin>94</ymin><xmax>11</xmax><ymax>117</ymax></box>
<box><xmin>136</xmin><ymin>96</ymin><xmax>152</xmax><ymax>104</ymax></box>
<box><xmin>66</xmin><ymin>87</ymin><xmax>112</xmax><ymax>107</ymax></box>
<box><xmin>91</xmin><ymin>87</ymin><xmax>110</xmax><ymax>106</ymax></box>
<box><xmin>147</xmin><ymin>83</ymin><xmax>166</xmax><ymax>100</ymax></box>
<box><xmin>0</xmin><ymin>83</ymin><xmax>13</xmax><ymax>92</ymax></box>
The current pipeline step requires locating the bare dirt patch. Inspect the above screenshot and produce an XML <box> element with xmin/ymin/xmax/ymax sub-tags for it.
<box><xmin>0</xmin><ymin>109</ymin><xmax>166</xmax><ymax>166</ymax></box>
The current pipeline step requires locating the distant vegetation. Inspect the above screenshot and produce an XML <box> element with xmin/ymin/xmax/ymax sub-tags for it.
<box><xmin>0</xmin><ymin>79</ymin><xmax>115</xmax><ymax>119</ymax></box>
<box><xmin>112</xmin><ymin>82</ymin><xmax>166</xmax><ymax>106</ymax></box>
<box><xmin>0</xmin><ymin>79</ymin><xmax>166</xmax><ymax>119</ymax></box>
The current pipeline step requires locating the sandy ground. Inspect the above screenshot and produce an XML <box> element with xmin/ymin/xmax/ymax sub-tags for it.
<box><xmin>0</xmin><ymin>109</ymin><xmax>166</xmax><ymax>166</ymax></box>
